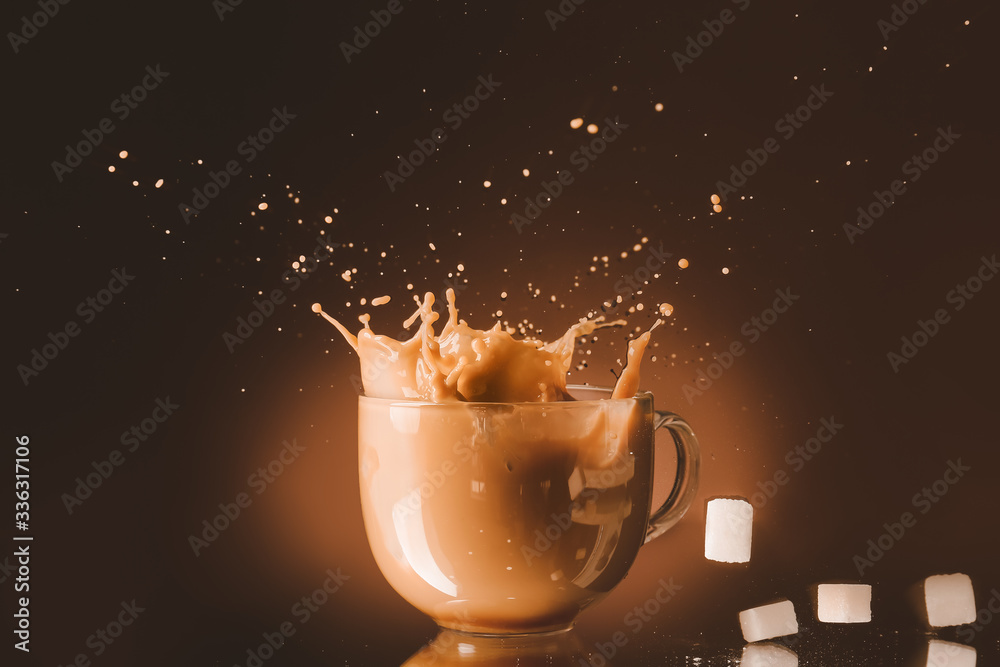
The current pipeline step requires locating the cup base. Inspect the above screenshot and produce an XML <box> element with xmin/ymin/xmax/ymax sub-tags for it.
<box><xmin>437</xmin><ymin>622</ymin><xmax>575</xmax><ymax>638</ymax></box>
<box><xmin>403</xmin><ymin>626</ymin><xmax>587</xmax><ymax>665</ymax></box>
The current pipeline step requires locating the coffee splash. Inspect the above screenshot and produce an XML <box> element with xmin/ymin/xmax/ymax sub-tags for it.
<box><xmin>313</xmin><ymin>288</ymin><xmax>661</xmax><ymax>402</ymax></box>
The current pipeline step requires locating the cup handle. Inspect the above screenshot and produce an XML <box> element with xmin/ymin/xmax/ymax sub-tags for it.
<box><xmin>644</xmin><ymin>411</ymin><xmax>701</xmax><ymax>544</ymax></box>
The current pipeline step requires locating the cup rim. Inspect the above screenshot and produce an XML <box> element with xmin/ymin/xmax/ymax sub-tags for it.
<box><xmin>358</xmin><ymin>384</ymin><xmax>652</xmax><ymax>407</ymax></box>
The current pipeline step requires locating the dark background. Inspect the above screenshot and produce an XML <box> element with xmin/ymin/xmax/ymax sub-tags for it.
<box><xmin>3</xmin><ymin>0</ymin><xmax>999</xmax><ymax>665</ymax></box>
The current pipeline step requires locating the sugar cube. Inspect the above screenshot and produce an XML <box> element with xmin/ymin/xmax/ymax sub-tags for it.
<box><xmin>742</xmin><ymin>643</ymin><xmax>799</xmax><ymax>667</ymax></box>
<box><xmin>926</xmin><ymin>639</ymin><xmax>977</xmax><ymax>667</ymax></box>
<box><xmin>739</xmin><ymin>599</ymin><xmax>798</xmax><ymax>643</ymax></box>
<box><xmin>925</xmin><ymin>573</ymin><xmax>976</xmax><ymax>627</ymax></box>
<box><xmin>817</xmin><ymin>583</ymin><xmax>872</xmax><ymax>623</ymax></box>
<box><xmin>705</xmin><ymin>498</ymin><xmax>752</xmax><ymax>563</ymax></box>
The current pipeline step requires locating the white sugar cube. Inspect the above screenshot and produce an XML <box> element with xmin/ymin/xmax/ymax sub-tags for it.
<box><xmin>705</xmin><ymin>498</ymin><xmax>752</xmax><ymax>563</ymax></box>
<box><xmin>739</xmin><ymin>599</ymin><xmax>798</xmax><ymax>643</ymax></box>
<box><xmin>742</xmin><ymin>643</ymin><xmax>799</xmax><ymax>667</ymax></box>
<box><xmin>817</xmin><ymin>583</ymin><xmax>872</xmax><ymax>623</ymax></box>
<box><xmin>926</xmin><ymin>639</ymin><xmax>977</xmax><ymax>667</ymax></box>
<box><xmin>925</xmin><ymin>573</ymin><xmax>976</xmax><ymax>627</ymax></box>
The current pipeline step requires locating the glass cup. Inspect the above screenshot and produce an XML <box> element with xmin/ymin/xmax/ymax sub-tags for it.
<box><xmin>358</xmin><ymin>385</ymin><xmax>700</xmax><ymax>635</ymax></box>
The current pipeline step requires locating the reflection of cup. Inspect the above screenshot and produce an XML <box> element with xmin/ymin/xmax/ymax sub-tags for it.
<box><xmin>402</xmin><ymin>628</ymin><xmax>594</xmax><ymax>666</ymax></box>
<box><xmin>359</xmin><ymin>385</ymin><xmax>700</xmax><ymax>635</ymax></box>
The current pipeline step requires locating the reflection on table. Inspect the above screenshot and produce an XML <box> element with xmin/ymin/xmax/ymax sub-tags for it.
<box><xmin>402</xmin><ymin>628</ymin><xmax>600</xmax><ymax>666</ymax></box>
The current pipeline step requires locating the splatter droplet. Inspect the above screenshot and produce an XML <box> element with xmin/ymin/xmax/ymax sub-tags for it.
<box><xmin>678</xmin><ymin>258</ymin><xmax>689</xmax><ymax>269</ymax></box>
<box><xmin>570</xmin><ymin>118</ymin><xmax>584</xmax><ymax>129</ymax></box>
